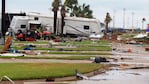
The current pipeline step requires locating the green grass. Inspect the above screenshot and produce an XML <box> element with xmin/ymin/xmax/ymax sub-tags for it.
<box><xmin>64</xmin><ymin>46</ymin><xmax>112</xmax><ymax>51</ymax></box>
<box><xmin>59</xmin><ymin>40</ymin><xmax>110</xmax><ymax>46</ymax></box>
<box><xmin>0</xmin><ymin>63</ymin><xmax>104</xmax><ymax>80</ymax></box>
<box><xmin>14</xmin><ymin>41</ymin><xmax>49</xmax><ymax>44</ymax></box>
<box><xmin>34</xmin><ymin>46</ymin><xmax>112</xmax><ymax>51</ymax></box>
<box><xmin>11</xmin><ymin>45</ymin><xmax>112</xmax><ymax>51</ymax></box>
<box><xmin>121</xmin><ymin>34</ymin><xmax>136</xmax><ymax>39</ymax></box>
<box><xmin>9</xmin><ymin>40</ymin><xmax>112</xmax><ymax>51</ymax></box>
<box><xmin>12</xmin><ymin>46</ymin><xmax>112</xmax><ymax>51</ymax></box>
<box><xmin>0</xmin><ymin>56</ymin><xmax>100</xmax><ymax>60</ymax></box>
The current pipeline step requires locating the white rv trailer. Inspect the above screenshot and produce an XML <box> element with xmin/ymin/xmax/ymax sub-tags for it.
<box><xmin>63</xmin><ymin>17</ymin><xmax>101</xmax><ymax>36</ymax></box>
<box><xmin>10</xmin><ymin>14</ymin><xmax>102</xmax><ymax>36</ymax></box>
<box><xmin>10</xmin><ymin>15</ymin><xmax>54</xmax><ymax>33</ymax></box>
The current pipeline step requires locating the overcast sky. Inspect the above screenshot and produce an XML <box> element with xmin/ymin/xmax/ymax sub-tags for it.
<box><xmin>2</xmin><ymin>0</ymin><xmax>149</xmax><ymax>29</ymax></box>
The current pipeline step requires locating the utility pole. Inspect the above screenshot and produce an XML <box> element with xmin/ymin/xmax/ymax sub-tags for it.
<box><xmin>131</xmin><ymin>12</ymin><xmax>134</xmax><ymax>32</ymax></box>
<box><xmin>127</xmin><ymin>17</ymin><xmax>130</xmax><ymax>29</ymax></box>
<box><xmin>0</xmin><ymin>0</ymin><xmax>5</xmax><ymax>45</ymax></box>
<box><xmin>123</xmin><ymin>8</ymin><xmax>126</xmax><ymax>29</ymax></box>
<box><xmin>113</xmin><ymin>10</ymin><xmax>116</xmax><ymax>29</ymax></box>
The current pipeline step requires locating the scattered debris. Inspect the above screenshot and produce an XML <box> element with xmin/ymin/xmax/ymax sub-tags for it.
<box><xmin>89</xmin><ymin>34</ymin><xmax>103</xmax><ymax>39</ymax></box>
<box><xmin>75</xmin><ymin>69</ymin><xmax>89</xmax><ymax>80</ymax></box>
<box><xmin>129</xmin><ymin>40</ymin><xmax>137</xmax><ymax>44</ymax></box>
<box><xmin>112</xmin><ymin>48</ymin><xmax>117</xmax><ymax>51</ymax></box>
<box><xmin>128</xmin><ymin>73</ymin><xmax>141</xmax><ymax>75</ymax></box>
<box><xmin>122</xmin><ymin>49</ymin><xmax>132</xmax><ymax>53</ymax></box>
<box><xmin>145</xmin><ymin>48</ymin><xmax>149</xmax><ymax>51</ymax></box>
<box><xmin>75</xmin><ymin>69</ymin><xmax>107</xmax><ymax>81</ymax></box>
<box><xmin>24</xmin><ymin>50</ymin><xmax>40</xmax><ymax>55</ymax></box>
<box><xmin>112</xmin><ymin>58</ymin><xmax>118</xmax><ymax>62</ymax></box>
<box><xmin>120</xmin><ymin>57</ymin><xmax>133</xmax><ymax>60</ymax></box>
<box><xmin>127</xmin><ymin>49</ymin><xmax>132</xmax><ymax>53</ymax></box>
<box><xmin>24</xmin><ymin>44</ymin><xmax>36</xmax><ymax>50</ymax></box>
<box><xmin>93</xmin><ymin>57</ymin><xmax>109</xmax><ymax>63</ymax></box>
<box><xmin>0</xmin><ymin>53</ymin><xmax>25</xmax><ymax>57</ymax></box>
<box><xmin>0</xmin><ymin>76</ymin><xmax>15</xmax><ymax>84</ymax></box>
<box><xmin>118</xmin><ymin>64</ymin><xmax>138</xmax><ymax>69</ymax></box>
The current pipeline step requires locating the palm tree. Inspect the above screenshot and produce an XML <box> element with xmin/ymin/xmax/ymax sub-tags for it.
<box><xmin>60</xmin><ymin>5</ymin><xmax>66</xmax><ymax>37</ymax></box>
<box><xmin>104</xmin><ymin>12</ymin><xmax>112</xmax><ymax>37</ymax></box>
<box><xmin>79</xmin><ymin>4</ymin><xmax>93</xmax><ymax>18</ymax></box>
<box><xmin>65</xmin><ymin>0</ymin><xmax>93</xmax><ymax>18</ymax></box>
<box><xmin>64</xmin><ymin>0</ymin><xmax>78</xmax><ymax>11</ymax></box>
<box><xmin>52</xmin><ymin>0</ymin><xmax>61</xmax><ymax>35</ymax></box>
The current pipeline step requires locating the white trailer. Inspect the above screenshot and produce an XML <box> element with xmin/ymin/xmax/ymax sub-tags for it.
<box><xmin>10</xmin><ymin>16</ymin><xmax>29</xmax><ymax>33</ymax></box>
<box><xmin>10</xmin><ymin>15</ymin><xmax>53</xmax><ymax>33</ymax></box>
<box><xmin>10</xmin><ymin>14</ymin><xmax>102</xmax><ymax>36</ymax></box>
<box><xmin>63</xmin><ymin>17</ymin><xmax>101</xmax><ymax>36</ymax></box>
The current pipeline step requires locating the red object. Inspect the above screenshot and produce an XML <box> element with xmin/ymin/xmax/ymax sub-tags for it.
<box><xmin>54</xmin><ymin>39</ymin><xmax>61</xmax><ymax>42</ymax></box>
<box><xmin>17</xmin><ymin>33</ymin><xmax>24</xmax><ymax>38</ymax></box>
<box><xmin>147</xmin><ymin>24</ymin><xmax>149</xmax><ymax>30</ymax></box>
<box><xmin>37</xmin><ymin>32</ymin><xmax>41</xmax><ymax>37</ymax></box>
<box><xmin>128</xmin><ymin>49</ymin><xmax>132</xmax><ymax>53</ymax></box>
<box><xmin>48</xmin><ymin>83</ymin><xmax>53</xmax><ymax>84</ymax></box>
<box><xmin>25</xmin><ymin>37</ymin><xmax>35</xmax><ymax>41</ymax></box>
<box><xmin>43</xmin><ymin>31</ymin><xmax>51</xmax><ymax>35</ymax></box>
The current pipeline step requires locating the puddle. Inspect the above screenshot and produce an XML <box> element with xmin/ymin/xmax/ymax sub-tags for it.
<box><xmin>71</xmin><ymin>69</ymin><xmax>149</xmax><ymax>84</ymax></box>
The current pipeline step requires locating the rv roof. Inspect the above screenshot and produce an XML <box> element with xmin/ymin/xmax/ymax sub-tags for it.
<box><xmin>27</xmin><ymin>14</ymin><xmax>53</xmax><ymax>18</ymax></box>
<box><xmin>13</xmin><ymin>16</ymin><xmax>29</xmax><ymax>20</ymax></box>
<box><xmin>65</xmin><ymin>17</ymin><xmax>99</xmax><ymax>22</ymax></box>
<box><xmin>28</xmin><ymin>21</ymin><xmax>41</xmax><ymax>24</ymax></box>
<box><xmin>27</xmin><ymin>14</ymin><xmax>99</xmax><ymax>22</ymax></box>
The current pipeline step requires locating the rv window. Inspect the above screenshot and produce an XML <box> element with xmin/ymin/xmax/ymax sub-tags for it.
<box><xmin>84</xmin><ymin>25</ymin><xmax>90</xmax><ymax>30</ymax></box>
<box><xmin>20</xmin><ymin>25</ymin><xmax>26</xmax><ymax>28</ymax></box>
<box><xmin>34</xmin><ymin>17</ymin><xmax>39</xmax><ymax>20</ymax></box>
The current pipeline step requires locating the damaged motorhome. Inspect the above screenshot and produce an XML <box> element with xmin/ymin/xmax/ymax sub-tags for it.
<box><xmin>10</xmin><ymin>14</ymin><xmax>102</xmax><ymax>36</ymax></box>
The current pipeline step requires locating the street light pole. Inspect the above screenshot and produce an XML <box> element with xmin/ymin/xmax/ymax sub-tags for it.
<box><xmin>131</xmin><ymin>12</ymin><xmax>134</xmax><ymax>32</ymax></box>
<box><xmin>123</xmin><ymin>8</ymin><xmax>126</xmax><ymax>29</ymax></box>
<box><xmin>132</xmin><ymin>12</ymin><xmax>134</xmax><ymax>28</ymax></box>
<box><xmin>0</xmin><ymin>0</ymin><xmax>5</xmax><ymax>45</ymax></box>
<box><xmin>113</xmin><ymin>10</ymin><xmax>116</xmax><ymax>29</ymax></box>
<box><xmin>127</xmin><ymin>17</ymin><xmax>130</xmax><ymax>28</ymax></box>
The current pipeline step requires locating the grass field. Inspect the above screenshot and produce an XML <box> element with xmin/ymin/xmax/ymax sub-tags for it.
<box><xmin>0</xmin><ymin>63</ymin><xmax>104</xmax><ymax>80</ymax></box>
<box><xmin>0</xmin><ymin>39</ymin><xmax>111</xmax><ymax>80</ymax></box>
<box><xmin>9</xmin><ymin>40</ymin><xmax>112</xmax><ymax>51</ymax></box>
<box><xmin>0</xmin><ymin>55</ymin><xmax>110</xmax><ymax>60</ymax></box>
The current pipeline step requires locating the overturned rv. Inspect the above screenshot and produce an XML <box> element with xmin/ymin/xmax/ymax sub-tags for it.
<box><xmin>10</xmin><ymin>14</ymin><xmax>102</xmax><ymax>36</ymax></box>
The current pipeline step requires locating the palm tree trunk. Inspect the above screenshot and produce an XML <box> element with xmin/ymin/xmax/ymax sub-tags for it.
<box><xmin>61</xmin><ymin>16</ymin><xmax>64</xmax><ymax>37</ymax></box>
<box><xmin>105</xmin><ymin>22</ymin><xmax>108</xmax><ymax>37</ymax></box>
<box><xmin>104</xmin><ymin>22</ymin><xmax>108</xmax><ymax>39</ymax></box>
<box><xmin>54</xmin><ymin>11</ymin><xmax>58</xmax><ymax>35</ymax></box>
